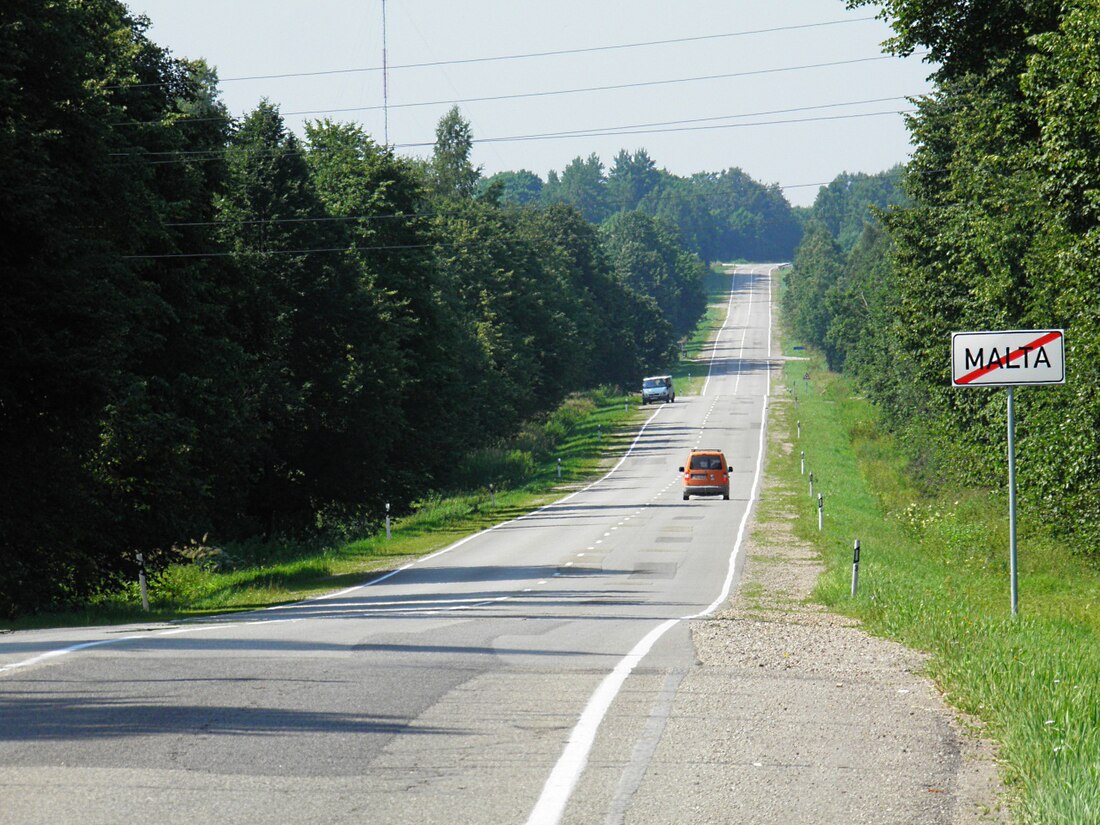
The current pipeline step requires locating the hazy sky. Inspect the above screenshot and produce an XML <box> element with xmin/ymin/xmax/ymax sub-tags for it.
<box><xmin>131</xmin><ymin>0</ymin><xmax>933</xmax><ymax>207</ymax></box>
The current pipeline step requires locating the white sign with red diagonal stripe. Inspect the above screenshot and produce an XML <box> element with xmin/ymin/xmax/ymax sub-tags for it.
<box><xmin>951</xmin><ymin>329</ymin><xmax>1065</xmax><ymax>387</ymax></box>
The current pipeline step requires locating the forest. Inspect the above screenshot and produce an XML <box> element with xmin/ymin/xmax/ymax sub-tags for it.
<box><xmin>783</xmin><ymin>0</ymin><xmax>1100</xmax><ymax>556</ymax></box>
<box><xmin>0</xmin><ymin>0</ymin><xmax>802</xmax><ymax>617</ymax></box>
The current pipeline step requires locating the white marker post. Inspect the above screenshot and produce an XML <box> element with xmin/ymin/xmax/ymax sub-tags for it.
<box><xmin>851</xmin><ymin>539</ymin><xmax>860</xmax><ymax>598</ymax></box>
<box><xmin>951</xmin><ymin>329</ymin><xmax>1066</xmax><ymax>616</ymax></box>
<box><xmin>136</xmin><ymin>552</ymin><xmax>149</xmax><ymax>612</ymax></box>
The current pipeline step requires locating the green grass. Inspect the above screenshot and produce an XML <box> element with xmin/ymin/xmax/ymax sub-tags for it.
<box><xmin>774</xmin><ymin>346</ymin><xmax>1100</xmax><ymax>824</ymax></box>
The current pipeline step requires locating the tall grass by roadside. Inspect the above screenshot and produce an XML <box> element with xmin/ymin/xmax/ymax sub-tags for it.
<box><xmin>773</xmin><ymin>347</ymin><xmax>1100</xmax><ymax>824</ymax></box>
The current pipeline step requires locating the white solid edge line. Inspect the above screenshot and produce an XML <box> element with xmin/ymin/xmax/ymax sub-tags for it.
<box><xmin>525</xmin><ymin>265</ymin><xmax>774</xmax><ymax>825</ymax></box>
<box><xmin>0</xmin><ymin>618</ymin><xmax>303</xmax><ymax>674</ymax></box>
<box><xmin>0</xmin><ymin>636</ymin><xmax>146</xmax><ymax>674</ymax></box>
<box><xmin>525</xmin><ymin>618</ymin><xmax>679</xmax><ymax>825</ymax></box>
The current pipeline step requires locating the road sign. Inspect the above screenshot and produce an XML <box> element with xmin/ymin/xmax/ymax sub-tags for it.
<box><xmin>950</xmin><ymin>327</ymin><xmax>1067</xmax><ymax>617</ymax></box>
<box><xmin>951</xmin><ymin>329</ymin><xmax>1065</xmax><ymax>387</ymax></box>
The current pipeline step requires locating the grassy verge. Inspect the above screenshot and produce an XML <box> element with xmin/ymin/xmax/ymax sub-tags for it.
<box><xmin>770</xmin><ymin>345</ymin><xmax>1100</xmax><ymax>824</ymax></box>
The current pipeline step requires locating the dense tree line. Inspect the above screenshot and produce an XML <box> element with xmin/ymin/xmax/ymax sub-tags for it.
<box><xmin>483</xmin><ymin>149</ymin><xmax>802</xmax><ymax>264</ymax></box>
<box><xmin>784</xmin><ymin>0</ymin><xmax>1100</xmax><ymax>553</ymax></box>
<box><xmin>782</xmin><ymin>167</ymin><xmax>907</xmax><ymax>372</ymax></box>
<box><xmin>0</xmin><ymin>3</ymin><xmax>707</xmax><ymax>616</ymax></box>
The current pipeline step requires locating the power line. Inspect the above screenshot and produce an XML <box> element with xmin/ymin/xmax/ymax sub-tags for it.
<box><xmin>236</xmin><ymin>17</ymin><xmax>881</xmax><ymax>81</ymax></box>
<box><xmin>123</xmin><ymin>242</ymin><xmax>434</xmax><ymax>260</ymax></box>
<box><xmin>284</xmin><ymin>54</ymin><xmax>911</xmax><ymax>117</ymax></box>
<box><xmin>110</xmin><ymin>17</ymin><xmax>879</xmax><ymax>91</ymax></box>
<box><xmin>504</xmin><ymin>109</ymin><xmax>918</xmax><ymax>143</ymax></box>
<box><xmin>466</xmin><ymin>102</ymin><xmax>917</xmax><ymax>147</ymax></box>
<box><xmin>112</xmin><ymin>101</ymin><xmax>919</xmax><ymax>165</ymax></box>
<box><xmin>162</xmin><ymin>212</ymin><xmax>429</xmax><ymax>229</ymax></box>
<box><xmin>117</xmin><ymin>94</ymin><xmax>914</xmax><ymax>156</ymax></box>
<box><xmin>136</xmin><ymin>171</ymin><xmax>926</xmax><ymax>250</ymax></box>
<box><xmin>112</xmin><ymin>53</ymin><xmax>920</xmax><ymax>128</ymax></box>
<box><xmin>470</xmin><ymin>96</ymin><xmax>913</xmax><ymax>141</ymax></box>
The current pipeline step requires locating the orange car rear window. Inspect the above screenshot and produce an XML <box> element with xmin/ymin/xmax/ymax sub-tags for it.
<box><xmin>689</xmin><ymin>455</ymin><xmax>723</xmax><ymax>470</ymax></box>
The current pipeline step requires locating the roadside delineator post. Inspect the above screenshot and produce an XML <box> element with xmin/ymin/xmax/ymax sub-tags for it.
<box><xmin>851</xmin><ymin>539</ymin><xmax>861</xmax><ymax>597</ymax></box>
<box><xmin>797</xmin><ymin>420</ymin><xmax>801</xmax><ymax>440</ymax></box>
<box><xmin>557</xmin><ymin>458</ymin><xmax>562</xmax><ymax>479</ymax></box>
<box><xmin>809</xmin><ymin>471</ymin><xmax>814</xmax><ymax>498</ymax></box>
<box><xmin>385</xmin><ymin>502</ymin><xmax>391</xmax><ymax>540</ymax></box>
<box><xmin>137</xmin><ymin>552</ymin><xmax>149</xmax><ymax>612</ymax></box>
<box><xmin>817</xmin><ymin>494</ymin><xmax>824</xmax><ymax>531</ymax></box>
<box><xmin>800</xmin><ymin>450</ymin><xmax>805</xmax><ymax>476</ymax></box>
<box><xmin>490</xmin><ymin>483</ymin><xmax>496</xmax><ymax>507</ymax></box>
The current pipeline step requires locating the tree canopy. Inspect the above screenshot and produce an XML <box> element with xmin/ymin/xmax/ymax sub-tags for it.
<box><xmin>784</xmin><ymin>1</ymin><xmax>1100</xmax><ymax>557</ymax></box>
<box><xmin>0</xmin><ymin>12</ymin><xmax>735</xmax><ymax>617</ymax></box>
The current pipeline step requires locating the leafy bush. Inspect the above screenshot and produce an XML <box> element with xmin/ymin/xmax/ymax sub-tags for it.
<box><xmin>452</xmin><ymin>447</ymin><xmax>536</xmax><ymax>490</ymax></box>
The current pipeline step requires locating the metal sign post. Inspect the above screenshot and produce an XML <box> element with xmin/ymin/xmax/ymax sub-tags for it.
<box><xmin>951</xmin><ymin>329</ymin><xmax>1065</xmax><ymax>616</ymax></box>
<box><xmin>1007</xmin><ymin>388</ymin><xmax>1018</xmax><ymax>615</ymax></box>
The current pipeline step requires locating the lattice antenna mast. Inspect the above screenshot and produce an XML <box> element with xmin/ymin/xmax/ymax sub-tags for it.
<box><xmin>382</xmin><ymin>0</ymin><xmax>389</xmax><ymax>145</ymax></box>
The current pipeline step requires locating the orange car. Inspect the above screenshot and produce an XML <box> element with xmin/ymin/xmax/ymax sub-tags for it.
<box><xmin>679</xmin><ymin>449</ymin><xmax>730</xmax><ymax>500</ymax></box>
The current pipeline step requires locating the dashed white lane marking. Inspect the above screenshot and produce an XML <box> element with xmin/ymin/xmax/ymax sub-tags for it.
<box><xmin>526</xmin><ymin>266</ymin><xmax>775</xmax><ymax>825</ymax></box>
<box><xmin>701</xmin><ymin>276</ymin><xmax>739</xmax><ymax>397</ymax></box>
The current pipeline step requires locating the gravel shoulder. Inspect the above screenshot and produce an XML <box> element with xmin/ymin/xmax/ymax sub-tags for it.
<box><xmin>622</xmin><ymin>413</ymin><xmax>1009</xmax><ymax>824</ymax></box>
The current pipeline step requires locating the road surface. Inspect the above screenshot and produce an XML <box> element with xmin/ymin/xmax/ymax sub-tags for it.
<box><xmin>0</xmin><ymin>264</ymin><xmax>775</xmax><ymax>824</ymax></box>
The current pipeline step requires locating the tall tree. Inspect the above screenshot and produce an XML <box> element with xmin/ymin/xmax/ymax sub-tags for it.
<box><xmin>810</xmin><ymin>166</ymin><xmax>909</xmax><ymax>251</ymax></box>
<box><xmin>429</xmin><ymin>105</ymin><xmax>481</xmax><ymax>200</ymax></box>
<box><xmin>0</xmin><ymin>0</ymin><xmax>236</xmax><ymax>614</ymax></box>
<box><xmin>601</xmin><ymin>211</ymin><xmax>706</xmax><ymax>342</ymax></box>
<box><xmin>544</xmin><ymin>154</ymin><xmax>610</xmax><ymax>223</ymax></box>
<box><xmin>782</xmin><ymin>220</ymin><xmax>845</xmax><ymax>368</ymax></box>
<box><xmin>607</xmin><ymin>149</ymin><xmax>660</xmax><ymax>214</ymax></box>
<box><xmin>479</xmin><ymin>170</ymin><xmax>543</xmax><ymax>205</ymax></box>
<box><xmin>217</xmin><ymin>102</ymin><xmax>379</xmax><ymax>532</ymax></box>
<box><xmin>305</xmin><ymin>119</ymin><xmax>483</xmax><ymax>500</ymax></box>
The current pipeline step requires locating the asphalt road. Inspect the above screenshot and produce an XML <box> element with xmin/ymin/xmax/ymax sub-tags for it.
<box><xmin>0</xmin><ymin>264</ymin><xmax>777</xmax><ymax>825</ymax></box>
